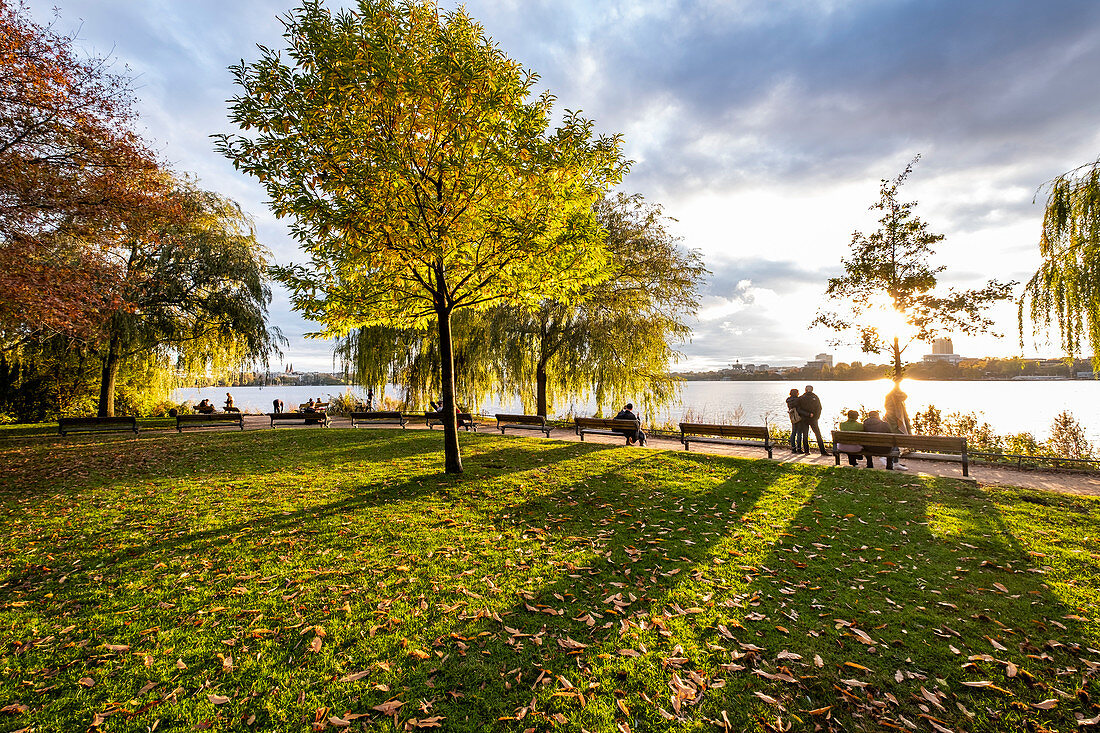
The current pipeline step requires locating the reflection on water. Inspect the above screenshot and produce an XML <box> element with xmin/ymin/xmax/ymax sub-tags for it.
<box><xmin>173</xmin><ymin>378</ymin><xmax>1100</xmax><ymax>442</ymax></box>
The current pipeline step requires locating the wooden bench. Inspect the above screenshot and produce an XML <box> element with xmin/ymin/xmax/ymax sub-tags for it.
<box><xmin>58</xmin><ymin>416</ymin><xmax>138</xmax><ymax>436</ymax></box>
<box><xmin>495</xmin><ymin>414</ymin><xmax>552</xmax><ymax>438</ymax></box>
<box><xmin>176</xmin><ymin>413</ymin><xmax>244</xmax><ymax>432</ymax></box>
<box><xmin>426</xmin><ymin>412</ymin><xmax>479</xmax><ymax>432</ymax></box>
<box><xmin>267</xmin><ymin>410</ymin><xmax>330</xmax><ymax>428</ymax></box>
<box><xmin>350</xmin><ymin>411</ymin><xmax>407</xmax><ymax>428</ymax></box>
<box><xmin>679</xmin><ymin>423</ymin><xmax>772</xmax><ymax>458</ymax></box>
<box><xmin>574</xmin><ymin>417</ymin><xmax>642</xmax><ymax>444</ymax></box>
<box><xmin>831</xmin><ymin>431</ymin><xmax>969</xmax><ymax>476</ymax></box>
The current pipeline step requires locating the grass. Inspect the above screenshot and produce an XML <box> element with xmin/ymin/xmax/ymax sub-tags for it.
<box><xmin>1</xmin><ymin>429</ymin><xmax>1099</xmax><ymax>732</ymax></box>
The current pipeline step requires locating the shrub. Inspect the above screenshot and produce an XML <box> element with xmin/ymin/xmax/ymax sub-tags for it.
<box><xmin>1047</xmin><ymin>410</ymin><xmax>1095</xmax><ymax>460</ymax></box>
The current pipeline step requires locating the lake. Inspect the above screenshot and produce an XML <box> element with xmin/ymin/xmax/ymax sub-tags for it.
<box><xmin>173</xmin><ymin>379</ymin><xmax>1100</xmax><ymax>442</ymax></box>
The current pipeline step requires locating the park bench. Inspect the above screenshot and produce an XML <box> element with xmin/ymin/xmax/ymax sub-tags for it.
<box><xmin>831</xmin><ymin>431</ymin><xmax>969</xmax><ymax>476</ymax></box>
<box><xmin>349</xmin><ymin>411</ymin><xmax>407</xmax><ymax>428</ymax></box>
<box><xmin>679</xmin><ymin>422</ymin><xmax>772</xmax><ymax>458</ymax></box>
<box><xmin>494</xmin><ymin>413</ymin><xmax>553</xmax><ymax>438</ymax></box>
<box><xmin>574</xmin><ymin>417</ymin><xmax>642</xmax><ymax>444</ymax></box>
<box><xmin>267</xmin><ymin>409</ymin><xmax>331</xmax><ymax>428</ymax></box>
<box><xmin>58</xmin><ymin>416</ymin><xmax>138</xmax><ymax>436</ymax></box>
<box><xmin>176</xmin><ymin>412</ymin><xmax>244</xmax><ymax>432</ymax></box>
<box><xmin>426</xmin><ymin>412</ymin><xmax>479</xmax><ymax>432</ymax></box>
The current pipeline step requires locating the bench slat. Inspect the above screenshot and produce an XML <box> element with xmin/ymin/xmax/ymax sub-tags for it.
<box><xmin>177</xmin><ymin>413</ymin><xmax>244</xmax><ymax>432</ymax></box>
<box><xmin>59</xmin><ymin>416</ymin><xmax>138</xmax><ymax>436</ymax></box>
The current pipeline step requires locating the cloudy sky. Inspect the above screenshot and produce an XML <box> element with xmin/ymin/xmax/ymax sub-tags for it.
<box><xmin>25</xmin><ymin>0</ymin><xmax>1100</xmax><ymax>370</ymax></box>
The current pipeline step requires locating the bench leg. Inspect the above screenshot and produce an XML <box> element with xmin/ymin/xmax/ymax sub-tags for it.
<box><xmin>834</xmin><ymin>451</ymin><xmax>840</xmax><ymax>466</ymax></box>
<box><xmin>886</xmin><ymin>457</ymin><xmax>894</xmax><ymax>470</ymax></box>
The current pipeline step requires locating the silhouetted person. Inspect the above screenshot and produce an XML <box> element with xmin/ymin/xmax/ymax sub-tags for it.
<box><xmin>613</xmin><ymin>403</ymin><xmax>647</xmax><ymax>446</ymax></box>
<box><xmin>798</xmin><ymin>385</ymin><xmax>826</xmax><ymax>455</ymax></box>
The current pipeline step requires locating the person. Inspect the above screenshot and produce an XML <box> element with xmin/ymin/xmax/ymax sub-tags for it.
<box><xmin>223</xmin><ymin>392</ymin><xmax>238</xmax><ymax>413</ymax></box>
<box><xmin>836</xmin><ymin>409</ymin><xmax>866</xmax><ymax>467</ymax></box>
<box><xmin>272</xmin><ymin>398</ymin><xmax>284</xmax><ymax>414</ymax></box>
<box><xmin>862</xmin><ymin>410</ymin><xmax>901</xmax><ymax>469</ymax></box>
<box><xmin>613</xmin><ymin>403</ymin><xmax>647</xmax><ymax>446</ymax></box>
<box><xmin>306</xmin><ymin>397</ymin><xmax>316</xmax><ymax>410</ymax></box>
<box><xmin>884</xmin><ymin>381</ymin><xmax>912</xmax><ymax>434</ymax></box>
<box><xmin>196</xmin><ymin>399</ymin><xmax>215</xmax><ymax>414</ymax></box>
<box><xmin>884</xmin><ymin>381</ymin><xmax>912</xmax><ymax>470</ymax></box>
<box><xmin>798</xmin><ymin>385</ymin><xmax>827</xmax><ymax>455</ymax></box>
<box><xmin>366</xmin><ymin>388</ymin><xmax>374</xmax><ymax>411</ymax></box>
<box><xmin>786</xmin><ymin>388</ymin><xmax>807</xmax><ymax>453</ymax></box>
<box><xmin>429</xmin><ymin>399</ymin><xmax>441</xmax><ymax>413</ymax></box>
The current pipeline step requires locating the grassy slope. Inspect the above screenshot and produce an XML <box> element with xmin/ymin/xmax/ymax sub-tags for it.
<box><xmin>1</xmin><ymin>429</ymin><xmax>1098</xmax><ymax>732</ymax></box>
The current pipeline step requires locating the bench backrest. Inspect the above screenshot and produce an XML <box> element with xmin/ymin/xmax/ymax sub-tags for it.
<box><xmin>831</xmin><ymin>430</ymin><xmax>966</xmax><ymax>453</ymax></box>
<box><xmin>679</xmin><ymin>422</ymin><xmax>768</xmax><ymax>441</ymax></box>
<box><xmin>60</xmin><ymin>416</ymin><xmax>136</xmax><ymax>428</ymax></box>
<box><xmin>351</xmin><ymin>411</ymin><xmax>403</xmax><ymax>419</ymax></box>
<box><xmin>496</xmin><ymin>414</ymin><xmax>546</xmax><ymax>426</ymax></box>
<box><xmin>178</xmin><ymin>413</ymin><xmax>242</xmax><ymax>422</ymax></box>
<box><xmin>575</xmin><ymin>417</ymin><xmax>640</xmax><ymax>430</ymax></box>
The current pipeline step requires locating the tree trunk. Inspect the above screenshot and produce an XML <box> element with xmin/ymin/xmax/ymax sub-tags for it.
<box><xmin>435</xmin><ymin>306</ymin><xmax>463</xmax><ymax>474</ymax></box>
<box><xmin>97</xmin><ymin>332</ymin><xmax>122</xmax><ymax>417</ymax></box>
<box><xmin>892</xmin><ymin>336</ymin><xmax>903</xmax><ymax>382</ymax></box>
<box><xmin>536</xmin><ymin>358</ymin><xmax>548</xmax><ymax>418</ymax></box>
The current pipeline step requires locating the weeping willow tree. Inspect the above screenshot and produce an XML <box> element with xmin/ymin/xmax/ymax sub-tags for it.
<box><xmin>1021</xmin><ymin>159</ymin><xmax>1100</xmax><ymax>364</ymax></box>
<box><xmin>340</xmin><ymin>193</ymin><xmax>706</xmax><ymax>418</ymax></box>
<box><xmin>95</xmin><ymin>178</ymin><xmax>282</xmax><ymax>416</ymax></box>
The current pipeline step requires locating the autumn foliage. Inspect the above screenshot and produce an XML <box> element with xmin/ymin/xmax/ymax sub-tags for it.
<box><xmin>0</xmin><ymin>0</ymin><xmax>161</xmax><ymax>343</ymax></box>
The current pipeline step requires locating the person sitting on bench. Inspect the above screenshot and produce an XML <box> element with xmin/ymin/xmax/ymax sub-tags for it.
<box><xmin>613</xmin><ymin>403</ymin><xmax>647</xmax><ymax>447</ymax></box>
<box><xmin>836</xmin><ymin>409</ymin><xmax>867</xmax><ymax>467</ymax></box>
<box><xmin>196</xmin><ymin>399</ymin><xmax>216</xmax><ymax>414</ymax></box>
<box><xmin>862</xmin><ymin>410</ymin><xmax>899</xmax><ymax>469</ymax></box>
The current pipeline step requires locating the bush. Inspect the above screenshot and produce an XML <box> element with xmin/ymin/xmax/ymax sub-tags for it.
<box><xmin>1047</xmin><ymin>411</ymin><xmax>1095</xmax><ymax>460</ymax></box>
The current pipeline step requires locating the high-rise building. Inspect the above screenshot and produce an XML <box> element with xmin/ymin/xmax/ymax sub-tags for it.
<box><xmin>932</xmin><ymin>338</ymin><xmax>954</xmax><ymax>355</ymax></box>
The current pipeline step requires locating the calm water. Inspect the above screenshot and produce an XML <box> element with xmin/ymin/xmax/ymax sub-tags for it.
<box><xmin>173</xmin><ymin>379</ymin><xmax>1100</xmax><ymax>442</ymax></box>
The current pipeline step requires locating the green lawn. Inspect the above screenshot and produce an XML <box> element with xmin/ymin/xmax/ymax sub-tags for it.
<box><xmin>1</xmin><ymin>429</ymin><xmax>1098</xmax><ymax>732</ymax></box>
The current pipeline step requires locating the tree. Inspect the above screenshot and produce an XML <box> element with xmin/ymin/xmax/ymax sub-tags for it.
<box><xmin>217</xmin><ymin>0</ymin><xmax>626</xmax><ymax>473</ymax></box>
<box><xmin>1020</xmin><ymin>158</ymin><xmax>1100</xmax><ymax>364</ymax></box>
<box><xmin>0</xmin><ymin>0</ymin><xmax>161</xmax><ymax>344</ymax></box>
<box><xmin>341</xmin><ymin>193</ymin><xmax>706</xmax><ymax>417</ymax></box>
<box><xmin>94</xmin><ymin>179</ymin><xmax>281</xmax><ymax>416</ymax></box>
<box><xmin>813</xmin><ymin>156</ymin><xmax>1014</xmax><ymax>381</ymax></box>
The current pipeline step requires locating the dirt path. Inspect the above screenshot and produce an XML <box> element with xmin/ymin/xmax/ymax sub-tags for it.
<box><xmin>246</xmin><ymin>415</ymin><xmax>1100</xmax><ymax>497</ymax></box>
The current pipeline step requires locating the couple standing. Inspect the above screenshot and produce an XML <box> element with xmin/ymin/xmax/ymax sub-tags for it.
<box><xmin>786</xmin><ymin>385</ymin><xmax>826</xmax><ymax>455</ymax></box>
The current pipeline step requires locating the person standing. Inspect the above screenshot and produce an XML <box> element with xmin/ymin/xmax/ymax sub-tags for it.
<box><xmin>884</xmin><ymin>381</ymin><xmax>911</xmax><ymax>434</ymax></box>
<box><xmin>785</xmin><ymin>388</ymin><xmax>807</xmax><ymax>453</ymax></box>
<box><xmin>884</xmin><ymin>381</ymin><xmax>911</xmax><ymax>469</ymax></box>
<box><xmin>798</xmin><ymin>385</ymin><xmax>827</xmax><ymax>455</ymax></box>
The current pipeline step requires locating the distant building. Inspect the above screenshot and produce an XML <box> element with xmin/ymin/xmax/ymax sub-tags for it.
<box><xmin>805</xmin><ymin>353</ymin><xmax>833</xmax><ymax>370</ymax></box>
<box><xmin>922</xmin><ymin>338</ymin><xmax>962</xmax><ymax>365</ymax></box>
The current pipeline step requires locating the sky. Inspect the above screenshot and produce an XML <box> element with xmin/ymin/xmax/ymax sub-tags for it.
<box><xmin>24</xmin><ymin>0</ymin><xmax>1100</xmax><ymax>371</ymax></box>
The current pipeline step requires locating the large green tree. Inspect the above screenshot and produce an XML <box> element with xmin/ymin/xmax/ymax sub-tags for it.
<box><xmin>217</xmin><ymin>0</ymin><xmax>625</xmax><ymax>473</ymax></box>
<box><xmin>814</xmin><ymin>156</ymin><xmax>1014</xmax><ymax>381</ymax></box>
<box><xmin>95</xmin><ymin>179</ymin><xmax>280</xmax><ymax>416</ymax></box>
<box><xmin>341</xmin><ymin>193</ymin><xmax>705</xmax><ymax>417</ymax></box>
<box><xmin>1020</xmin><ymin>157</ymin><xmax>1100</xmax><ymax>364</ymax></box>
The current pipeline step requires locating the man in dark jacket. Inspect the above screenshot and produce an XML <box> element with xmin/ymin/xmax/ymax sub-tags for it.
<box><xmin>613</xmin><ymin>403</ymin><xmax>647</xmax><ymax>446</ymax></box>
<box><xmin>797</xmin><ymin>385</ymin><xmax>827</xmax><ymax>455</ymax></box>
<box><xmin>862</xmin><ymin>410</ymin><xmax>895</xmax><ymax>469</ymax></box>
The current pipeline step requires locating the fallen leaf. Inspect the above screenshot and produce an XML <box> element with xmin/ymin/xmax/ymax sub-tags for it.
<box><xmin>338</xmin><ymin>671</ymin><xmax>370</xmax><ymax>683</ymax></box>
<box><xmin>207</xmin><ymin>694</ymin><xmax>230</xmax><ymax>705</ymax></box>
<box><xmin>372</xmin><ymin>700</ymin><xmax>404</xmax><ymax>716</ymax></box>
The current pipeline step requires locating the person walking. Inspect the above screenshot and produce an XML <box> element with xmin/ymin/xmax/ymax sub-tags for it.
<box><xmin>798</xmin><ymin>385</ymin><xmax>827</xmax><ymax>455</ymax></box>
<box><xmin>785</xmin><ymin>388</ymin><xmax>808</xmax><ymax>453</ymax></box>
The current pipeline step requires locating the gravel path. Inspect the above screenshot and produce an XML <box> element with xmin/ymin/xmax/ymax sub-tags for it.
<box><xmin>246</xmin><ymin>415</ymin><xmax>1100</xmax><ymax>497</ymax></box>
